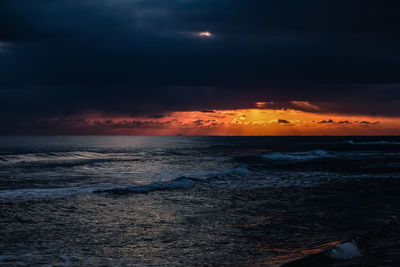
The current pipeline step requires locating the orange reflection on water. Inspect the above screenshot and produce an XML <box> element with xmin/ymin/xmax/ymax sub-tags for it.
<box><xmin>261</xmin><ymin>240</ymin><xmax>344</xmax><ymax>266</ymax></box>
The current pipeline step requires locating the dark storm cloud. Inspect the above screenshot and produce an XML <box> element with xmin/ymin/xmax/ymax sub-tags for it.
<box><xmin>1</xmin><ymin>0</ymin><xmax>400</xmax><ymax>133</ymax></box>
<box><xmin>319</xmin><ymin>119</ymin><xmax>335</xmax><ymax>124</ymax></box>
<box><xmin>318</xmin><ymin>119</ymin><xmax>380</xmax><ymax>125</ymax></box>
<box><xmin>277</xmin><ymin>119</ymin><xmax>291</xmax><ymax>124</ymax></box>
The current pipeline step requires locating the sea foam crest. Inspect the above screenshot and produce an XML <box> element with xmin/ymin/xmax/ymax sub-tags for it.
<box><xmin>261</xmin><ymin>149</ymin><xmax>329</xmax><ymax>161</ymax></box>
<box><xmin>94</xmin><ymin>177</ymin><xmax>197</xmax><ymax>195</ymax></box>
<box><xmin>0</xmin><ymin>151</ymin><xmax>136</xmax><ymax>167</ymax></box>
<box><xmin>0</xmin><ymin>151</ymin><xmax>108</xmax><ymax>165</ymax></box>
<box><xmin>0</xmin><ymin>177</ymin><xmax>197</xmax><ymax>200</ymax></box>
<box><xmin>326</xmin><ymin>241</ymin><xmax>361</xmax><ymax>260</ymax></box>
<box><xmin>346</xmin><ymin>140</ymin><xmax>400</xmax><ymax>145</ymax></box>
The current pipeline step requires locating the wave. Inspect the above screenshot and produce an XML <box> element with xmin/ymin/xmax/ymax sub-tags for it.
<box><xmin>261</xmin><ymin>150</ymin><xmax>330</xmax><ymax>161</ymax></box>
<box><xmin>93</xmin><ymin>165</ymin><xmax>251</xmax><ymax>196</ymax></box>
<box><xmin>0</xmin><ymin>177</ymin><xmax>197</xmax><ymax>201</ymax></box>
<box><xmin>0</xmin><ymin>186</ymin><xmax>98</xmax><ymax>201</ymax></box>
<box><xmin>0</xmin><ymin>151</ymin><xmax>137</xmax><ymax>167</ymax></box>
<box><xmin>0</xmin><ymin>164</ymin><xmax>253</xmax><ymax>200</ymax></box>
<box><xmin>282</xmin><ymin>241</ymin><xmax>361</xmax><ymax>266</ymax></box>
<box><xmin>346</xmin><ymin>140</ymin><xmax>400</xmax><ymax>145</ymax></box>
<box><xmin>326</xmin><ymin>241</ymin><xmax>361</xmax><ymax>260</ymax></box>
<box><xmin>94</xmin><ymin>177</ymin><xmax>198</xmax><ymax>195</ymax></box>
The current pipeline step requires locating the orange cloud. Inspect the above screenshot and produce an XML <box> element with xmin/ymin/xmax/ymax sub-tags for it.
<box><xmin>53</xmin><ymin>108</ymin><xmax>400</xmax><ymax>135</ymax></box>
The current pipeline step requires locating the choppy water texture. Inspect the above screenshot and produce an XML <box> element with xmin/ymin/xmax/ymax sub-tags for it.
<box><xmin>0</xmin><ymin>136</ymin><xmax>400</xmax><ymax>266</ymax></box>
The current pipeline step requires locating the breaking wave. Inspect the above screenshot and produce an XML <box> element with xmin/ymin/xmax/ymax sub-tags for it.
<box><xmin>326</xmin><ymin>241</ymin><xmax>361</xmax><ymax>260</ymax></box>
<box><xmin>0</xmin><ymin>178</ymin><xmax>199</xmax><ymax>201</ymax></box>
<box><xmin>346</xmin><ymin>140</ymin><xmax>400</xmax><ymax>145</ymax></box>
<box><xmin>0</xmin><ymin>164</ymin><xmax>255</xmax><ymax>200</ymax></box>
<box><xmin>281</xmin><ymin>241</ymin><xmax>361</xmax><ymax>266</ymax></box>
<box><xmin>0</xmin><ymin>186</ymin><xmax>98</xmax><ymax>201</ymax></box>
<box><xmin>0</xmin><ymin>151</ymin><xmax>137</xmax><ymax>167</ymax></box>
<box><xmin>94</xmin><ymin>177</ymin><xmax>198</xmax><ymax>195</ymax></box>
<box><xmin>261</xmin><ymin>150</ymin><xmax>330</xmax><ymax>161</ymax></box>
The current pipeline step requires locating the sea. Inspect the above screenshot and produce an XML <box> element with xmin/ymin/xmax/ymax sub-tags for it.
<box><xmin>0</xmin><ymin>136</ymin><xmax>399</xmax><ymax>266</ymax></box>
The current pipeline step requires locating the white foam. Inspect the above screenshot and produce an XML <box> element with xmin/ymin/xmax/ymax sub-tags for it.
<box><xmin>262</xmin><ymin>150</ymin><xmax>330</xmax><ymax>161</ymax></box>
<box><xmin>0</xmin><ymin>151</ymin><xmax>112</xmax><ymax>166</ymax></box>
<box><xmin>0</xmin><ymin>177</ymin><xmax>197</xmax><ymax>200</ymax></box>
<box><xmin>326</xmin><ymin>241</ymin><xmax>361</xmax><ymax>260</ymax></box>
<box><xmin>347</xmin><ymin>140</ymin><xmax>400</xmax><ymax>145</ymax></box>
<box><xmin>0</xmin><ymin>165</ymin><xmax>252</xmax><ymax>200</ymax></box>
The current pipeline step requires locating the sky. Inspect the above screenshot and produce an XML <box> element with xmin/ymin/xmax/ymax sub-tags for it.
<box><xmin>1</xmin><ymin>0</ymin><xmax>400</xmax><ymax>135</ymax></box>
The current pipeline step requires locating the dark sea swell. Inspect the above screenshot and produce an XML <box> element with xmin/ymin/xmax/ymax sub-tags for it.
<box><xmin>0</xmin><ymin>136</ymin><xmax>400</xmax><ymax>265</ymax></box>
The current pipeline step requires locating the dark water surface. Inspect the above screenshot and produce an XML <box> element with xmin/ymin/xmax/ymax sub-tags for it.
<box><xmin>0</xmin><ymin>136</ymin><xmax>400</xmax><ymax>266</ymax></box>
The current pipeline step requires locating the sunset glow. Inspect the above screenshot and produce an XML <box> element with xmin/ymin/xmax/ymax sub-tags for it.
<box><xmin>198</xmin><ymin>31</ymin><xmax>212</xmax><ymax>37</ymax></box>
<box><xmin>3</xmin><ymin>1</ymin><xmax>400</xmax><ymax>265</ymax></box>
<box><xmin>41</xmin><ymin>108</ymin><xmax>400</xmax><ymax>135</ymax></box>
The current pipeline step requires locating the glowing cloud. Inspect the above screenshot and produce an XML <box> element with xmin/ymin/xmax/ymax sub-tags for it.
<box><xmin>40</xmin><ymin>108</ymin><xmax>400</xmax><ymax>135</ymax></box>
<box><xmin>198</xmin><ymin>31</ymin><xmax>212</xmax><ymax>37</ymax></box>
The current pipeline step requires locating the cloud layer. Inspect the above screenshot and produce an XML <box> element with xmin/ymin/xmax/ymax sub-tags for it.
<box><xmin>1</xmin><ymin>0</ymin><xmax>400</xmax><ymax>133</ymax></box>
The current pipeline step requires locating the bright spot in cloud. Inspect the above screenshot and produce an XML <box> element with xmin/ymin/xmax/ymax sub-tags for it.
<box><xmin>198</xmin><ymin>31</ymin><xmax>212</xmax><ymax>37</ymax></box>
<box><xmin>255</xmin><ymin>102</ymin><xmax>269</xmax><ymax>108</ymax></box>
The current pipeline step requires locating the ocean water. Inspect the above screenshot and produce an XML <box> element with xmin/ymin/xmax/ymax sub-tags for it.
<box><xmin>0</xmin><ymin>136</ymin><xmax>400</xmax><ymax>266</ymax></box>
